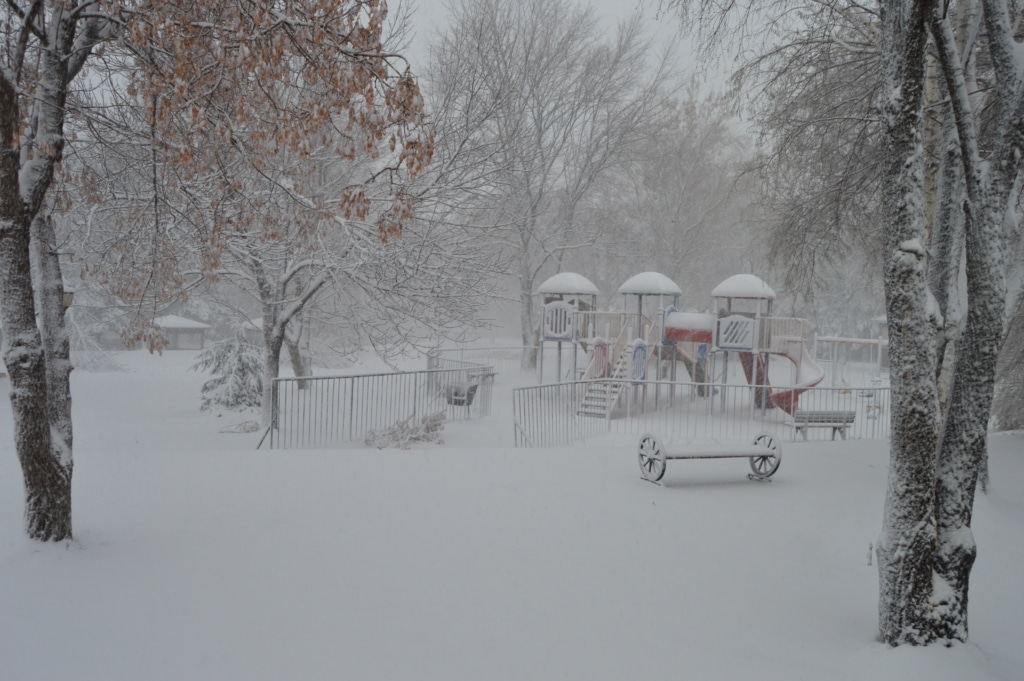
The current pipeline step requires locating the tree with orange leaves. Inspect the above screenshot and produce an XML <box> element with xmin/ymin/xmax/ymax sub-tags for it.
<box><xmin>1</xmin><ymin>0</ymin><xmax>439</xmax><ymax>541</ymax></box>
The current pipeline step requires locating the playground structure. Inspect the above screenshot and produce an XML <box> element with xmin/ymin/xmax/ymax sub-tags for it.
<box><xmin>536</xmin><ymin>271</ymin><xmax>831</xmax><ymax>420</ymax></box>
<box><xmin>264</xmin><ymin>271</ymin><xmax>890</xmax><ymax>451</ymax></box>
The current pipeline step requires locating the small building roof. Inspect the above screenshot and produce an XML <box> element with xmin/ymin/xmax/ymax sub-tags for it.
<box><xmin>537</xmin><ymin>272</ymin><xmax>600</xmax><ymax>295</ymax></box>
<box><xmin>617</xmin><ymin>272</ymin><xmax>682</xmax><ymax>296</ymax></box>
<box><xmin>153</xmin><ymin>315</ymin><xmax>211</xmax><ymax>330</ymax></box>
<box><xmin>711</xmin><ymin>274</ymin><xmax>776</xmax><ymax>300</ymax></box>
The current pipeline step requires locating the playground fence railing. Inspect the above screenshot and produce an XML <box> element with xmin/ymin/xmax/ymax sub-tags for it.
<box><xmin>269</xmin><ymin>367</ymin><xmax>494</xmax><ymax>449</ymax></box>
<box><xmin>763</xmin><ymin>317</ymin><xmax>812</xmax><ymax>350</ymax></box>
<box><xmin>429</xmin><ymin>345</ymin><xmax>583</xmax><ymax>383</ymax></box>
<box><xmin>512</xmin><ymin>379</ymin><xmax>891</xmax><ymax>448</ymax></box>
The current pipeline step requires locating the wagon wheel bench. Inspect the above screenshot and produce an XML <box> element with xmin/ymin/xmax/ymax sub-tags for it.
<box><xmin>637</xmin><ymin>432</ymin><xmax>782</xmax><ymax>484</ymax></box>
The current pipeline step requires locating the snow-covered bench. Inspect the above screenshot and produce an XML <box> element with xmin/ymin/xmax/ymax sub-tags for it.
<box><xmin>637</xmin><ymin>432</ymin><xmax>782</xmax><ymax>484</ymax></box>
<box><xmin>789</xmin><ymin>410</ymin><xmax>856</xmax><ymax>440</ymax></box>
<box><xmin>444</xmin><ymin>382</ymin><xmax>479</xmax><ymax>415</ymax></box>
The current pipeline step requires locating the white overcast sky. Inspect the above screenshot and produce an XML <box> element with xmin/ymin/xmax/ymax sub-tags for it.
<box><xmin>402</xmin><ymin>0</ymin><xmax>683</xmax><ymax>74</ymax></box>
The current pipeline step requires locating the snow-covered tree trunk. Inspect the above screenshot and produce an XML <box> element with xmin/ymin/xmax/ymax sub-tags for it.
<box><xmin>29</xmin><ymin>212</ymin><xmax>74</xmax><ymax>461</ymax></box>
<box><xmin>0</xmin><ymin>6</ymin><xmax>99</xmax><ymax>542</ymax></box>
<box><xmin>0</xmin><ymin>210</ymin><xmax>71</xmax><ymax>541</ymax></box>
<box><xmin>285</xmin><ymin>336</ymin><xmax>310</xmax><ymax>389</ymax></box>
<box><xmin>929</xmin><ymin>109</ymin><xmax>965</xmax><ymax>401</ymax></box>
<box><xmin>520</xmin><ymin>265</ymin><xmax>538</xmax><ymax>370</ymax></box>
<box><xmin>876</xmin><ymin>0</ymin><xmax>1022</xmax><ymax>644</ymax></box>
<box><xmin>253</xmin><ymin>267</ymin><xmax>330</xmax><ymax>428</ymax></box>
<box><xmin>877</xmin><ymin>0</ymin><xmax>940</xmax><ymax>646</ymax></box>
<box><xmin>994</xmin><ymin>295</ymin><xmax>1024</xmax><ymax>429</ymax></box>
<box><xmin>924</xmin><ymin>0</ymin><xmax>1023</xmax><ymax>640</ymax></box>
<box><xmin>261</xmin><ymin>317</ymin><xmax>285</xmax><ymax>430</ymax></box>
<box><xmin>285</xmin><ymin>313</ymin><xmax>311</xmax><ymax>390</ymax></box>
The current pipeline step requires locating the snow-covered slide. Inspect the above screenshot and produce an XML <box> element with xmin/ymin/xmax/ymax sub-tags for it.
<box><xmin>738</xmin><ymin>337</ymin><xmax>825</xmax><ymax>415</ymax></box>
<box><xmin>663</xmin><ymin>311</ymin><xmax>825</xmax><ymax>414</ymax></box>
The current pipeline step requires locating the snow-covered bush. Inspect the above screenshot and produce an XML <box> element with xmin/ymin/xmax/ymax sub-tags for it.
<box><xmin>364</xmin><ymin>411</ymin><xmax>445</xmax><ymax>449</ymax></box>
<box><xmin>190</xmin><ymin>336</ymin><xmax>263</xmax><ymax>414</ymax></box>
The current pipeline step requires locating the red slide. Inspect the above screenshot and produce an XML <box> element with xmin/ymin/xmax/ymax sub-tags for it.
<box><xmin>737</xmin><ymin>345</ymin><xmax>825</xmax><ymax>415</ymax></box>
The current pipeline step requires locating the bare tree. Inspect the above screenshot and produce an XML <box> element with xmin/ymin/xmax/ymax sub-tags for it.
<box><xmin>429</xmin><ymin>0</ymin><xmax>677</xmax><ymax>364</ymax></box>
<box><xmin>590</xmin><ymin>89</ymin><xmax>755</xmax><ymax>302</ymax></box>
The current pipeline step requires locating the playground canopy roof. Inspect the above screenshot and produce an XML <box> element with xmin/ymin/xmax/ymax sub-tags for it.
<box><xmin>537</xmin><ymin>272</ymin><xmax>600</xmax><ymax>295</ymax></box>
<box><xmin>617</xmin><ymin>272</ymin><xmax>682</xmax><ymax>296</ymax></box>
<box><xmin>711</xmin><ymin>274</ymin><xmax>776</xmax><ymax>300</ymax></box>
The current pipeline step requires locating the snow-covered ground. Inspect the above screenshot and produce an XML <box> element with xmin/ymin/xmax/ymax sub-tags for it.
<box><xmin>1</xmin><ymin>350</ymin><xmax>1022</xmax><ymax>680</ymax></box>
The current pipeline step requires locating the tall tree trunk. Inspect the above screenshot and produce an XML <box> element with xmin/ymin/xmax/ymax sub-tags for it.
<box><xmin>520</xmin><ymin>263</ymin><xmax>538</xmax><ymax>370</ymax></box>
<box><xmin>0</xmin><ymin>212</ymin><xmax>71</xmax><ymax>541</ymax></box>
<box><xmin>924</xmin><ymin>0</ymin><xmax>1024</xmax><ymax>639</ymax></box>
<box><xmin>30</xmin><ymin>212</ymin><xmax>74</xmax><ymax>455</ymax></box>
<box><xmin>0</xmin><ymin>55</ymin><xmax>72</xmax><ymax>541</ymax></box>
<box><xmin>929</xmin><ymin>109</ymin><xmax>965</xmax><ymax>406</ymax></box>
<box><xmin>877</xmin><ymin>0</ymin><xmax>940</xmax><ymax>646</ymax></box>
<box><xmin>285</xmin><ymin>335</ymin><xmax>310</xmax><ymax>389</ymax></box>
<box><xmin>261</xmin><ymin>325</ymin><xmax>285</xmax><ymax>429</ymax></box>
<box><xmin>929</xmin><ymin>126</ymin><xmax>1013</xmax><ymax>643</ymax></box>
<box><xmin>928</xmin><ymin>190</ymin><xmax>1007</xmax><ymax>640</ymax></box>
<box><xmin>285</xmin><ymin>313</ymin><xmax>311</xmax><ymax>390</ymax></box>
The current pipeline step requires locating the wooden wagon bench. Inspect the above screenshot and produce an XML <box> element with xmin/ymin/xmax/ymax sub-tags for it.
<box><xmin>788</xmin><ymin>410</ymin><xmax>856</xmax><ymax>440</ymax></box>
<box><xmin>637</xmin><ymin>432</ymin><xmax>782</xmax><ymax>484</ymax></box>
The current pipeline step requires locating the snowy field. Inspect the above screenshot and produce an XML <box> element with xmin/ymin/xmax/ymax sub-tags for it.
<box><xmin>1</xmin><ymin>350</ymin><xmax>1023</xmax><ymax>681</ymax></box>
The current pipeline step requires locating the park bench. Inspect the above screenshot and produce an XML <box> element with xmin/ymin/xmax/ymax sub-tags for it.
<box><xmin>444</xmin><ymin>382</ymin><xmax>479</xmax><ymax>416</ymax></box>
<box><xmin>637</xmin><ymin>432</ymin><xmax>782</xmax><ymax>484</ymax></box>
<box><xmin>789</xmin><ymin>410</ymin><xmax>856</xmax><ymax>440</ymax></box>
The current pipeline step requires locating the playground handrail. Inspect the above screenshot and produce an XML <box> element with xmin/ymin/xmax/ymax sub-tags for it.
<box><xmin>581</xmin><ymin>324</ymin><xmax>634</xmax><ymax>381</ymax></box>
<box><xmin>763</xmin><ymin>317</ymin><xmax>810</xmax><ymax>351</ymax></box>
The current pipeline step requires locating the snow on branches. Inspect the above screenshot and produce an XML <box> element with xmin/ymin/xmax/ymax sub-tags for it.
<box><xmin>74</xmin><ymin>1</ymin><xmax>437</xmax><ymax>351</ymax></box>
<box><xmin>364</xmin><ymin>410</ymin><xmax>445</xmax><ymax>449</ymax></box>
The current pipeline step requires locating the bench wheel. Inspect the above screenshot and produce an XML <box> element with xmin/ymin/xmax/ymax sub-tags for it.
<box><xmin>638</xmin><ymin>433</ymin><xmax>666</xmax><ymax>482</ymax></box>
<box><xmin>749</xmin><ymin>432</ymin><xmax>781</xmax><ymax>479</ymax></box>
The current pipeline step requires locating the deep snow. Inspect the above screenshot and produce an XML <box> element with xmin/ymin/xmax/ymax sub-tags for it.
<box><xmin>1</xmin><ymin>350</ymin><xmax>1022</xmax><ymax>680</ymax></box>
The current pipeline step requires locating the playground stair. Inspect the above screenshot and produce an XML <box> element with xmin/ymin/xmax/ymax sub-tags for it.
<box><xmin>577</xmin><ymin>343</ymin><xmax>633</xmax><ymax>418</ymax></box>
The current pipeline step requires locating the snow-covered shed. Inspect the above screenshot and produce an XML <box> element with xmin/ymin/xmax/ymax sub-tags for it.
<box><xmin>241</xmin><ymin>318</ymin><xmax>263</xmax><ymax>345</ymax></box>
<box><xmin>154</xmin><ymin>315</ymin><xmax>211</xmax><ymax>350</ymax></box>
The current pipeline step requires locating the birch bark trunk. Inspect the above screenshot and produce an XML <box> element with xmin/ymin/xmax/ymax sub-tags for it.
<box><xmin>0</xmin><ymin>13</ymin><xmax>79</xmax><ymax>541</ymax></box>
